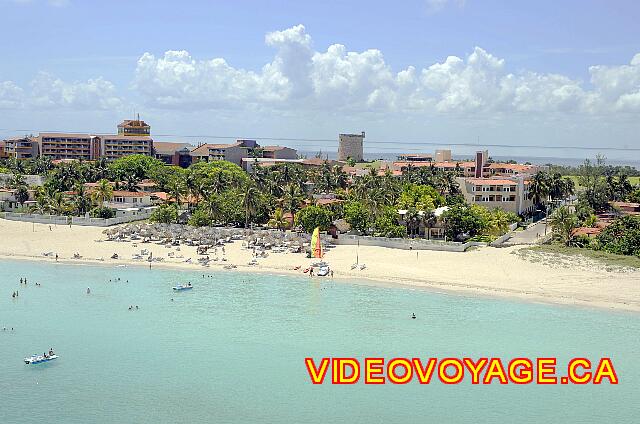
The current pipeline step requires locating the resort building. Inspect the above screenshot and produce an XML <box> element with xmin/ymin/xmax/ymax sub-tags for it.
<box><xmin>0</xmin><ymin>173</ymin><xmax>45</xmax><ymax>187</ymax></box>
<box><xmin>260</xmin><ymin>145</ymin><xmax>298</xmax><ymax>160</ymax></box>
<box><xmin>0</xmin><ymin>188</ymin><xmax>36</xmax><ymax>211</ymax></box>
<box><xmin>435</xmin><ymin>149</ymin><xmax>452</xmax><ymax>162</ymax></box>
<box><xmin>241</xmin><ymin>158</ymin><xmax>304</xmax><ymax>173</ymax></box>
<box><xmin>397</xmin><ymin>153</ymin><xmax>432</xmax><ymax>162</ymax></box>
<box><xmin>153</xmin><ymin>142</ymin><xmax>194</xmax><ymax>167</ymax></box>
<box><xmin>99</xmin><ymin>135</ymin><xmax>153</xmax><ymax>160</ymax></box>
<box><xmin>34</xmin><ymin>118</ymin><xmax>154</xmax><ymax>161</ymax></box>
<box><xmin>117</xmin><ymin>118</ymin><xmax>150</xmax><ymax>137</ymax></box>
<box><xmin>190</xmin><ymin>140</ymin><xmax>258</xmax><ymax>166</ymax></box>
<box><xmin>103</xmin><ymin>191</ymin><xmax>153</xmax><ymax>209</ymax></box>
<box><xmin>38</xmin><ymin>133</ymin><xmax>100</xmax><ymax>161</ymax></box>
<box><xmin>2</xmin><ymin>136</ymin><xmax>39</xmax><ymax>159</ymax></box>
<box><xmin>337</xmin><ymin>132</ymin><xmax>365</xmax><ymax>162</ymax></box>
<box><xmin>458</xmin><ymin>176</ymin><xmax>534</xmax><ymax>215</ymax></box>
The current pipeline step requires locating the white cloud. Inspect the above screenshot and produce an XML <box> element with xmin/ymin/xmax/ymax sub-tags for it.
<box><xmin>425</xmin><ymin>0</ymin><xmax>466</xmax><ymax>14</ymax></box>
<box><xmin>0</xmin><ymin>81</ymin><xmax>24</xmax><ymax>109</ymax></box>
<box><xmin>132</xmin><ymin>25</ymin><xmax>640</xmax><ymax>118</ymax></box>
<box><xmin>0</xmin><ymin>73</ymin><xmax>121</xmax><ymax>110</ymax></box>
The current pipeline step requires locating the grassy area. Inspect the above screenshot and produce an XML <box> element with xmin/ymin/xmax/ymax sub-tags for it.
<box><xmin>526</xmin><ymin>244</ymin><xmax>640</xmax><ymax>269</ymax></box>
<box><xmin>565</xmin><ymin>175</ymin><xmax>640</xmax><ymax>190</ymax></box>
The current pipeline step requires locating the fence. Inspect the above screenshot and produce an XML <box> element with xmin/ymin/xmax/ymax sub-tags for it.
<box><xmin>2</xmin><ymin>210</ymin><xmax>154</xmax><ymax>227</ymax></box>
<box><xmin>329</xmin><ymin>234</ymin><xmax>485</xmax><ymax>252</ymax></box>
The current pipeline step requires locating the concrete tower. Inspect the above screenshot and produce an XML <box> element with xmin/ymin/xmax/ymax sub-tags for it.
<box><xmin>337</xmin><ymin>131</ymin><xmax>365</xmax><ymax>162</ymax></box>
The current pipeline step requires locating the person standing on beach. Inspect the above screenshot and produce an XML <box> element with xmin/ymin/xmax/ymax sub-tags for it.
<box><xmin>55</xmin><ymin>254</ymin><xmax>58</xmax><ymax>262</ymax></box>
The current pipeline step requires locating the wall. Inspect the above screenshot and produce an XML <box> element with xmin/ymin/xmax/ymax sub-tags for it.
<box><xmin>329</xmin><ymin>234</ymin><xmax>484</xmax><ymax>252</ymax></box>
<box><xmin>2</xmin><ymin>209</ymin><xmax>154</xmax><ymax>227</ymax></box>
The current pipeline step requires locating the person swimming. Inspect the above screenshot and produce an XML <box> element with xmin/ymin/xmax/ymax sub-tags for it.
<box><xmin>86</xmin><ymin>287</ymin><xmax>91</xmax><ymax>294</ymax></box>
<box><xmin>411</xmin><ymin>313</ymin><xmax>416</xmax><ymax>319</ymax></box>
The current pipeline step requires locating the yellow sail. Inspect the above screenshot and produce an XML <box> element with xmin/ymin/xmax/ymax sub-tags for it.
<box><xmin>311</xmin><ymin>227</ymin><xmax>323</xmax><ymax>258</ymax></box>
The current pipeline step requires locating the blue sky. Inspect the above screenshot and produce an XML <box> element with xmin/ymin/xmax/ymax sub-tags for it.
<box><xmin>1</xmin><ymin>0</ymin><xmax>639</xmax><ymax>160</ymax></box>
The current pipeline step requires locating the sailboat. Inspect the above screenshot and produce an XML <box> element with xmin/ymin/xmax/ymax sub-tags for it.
<box><xmin>311</xmin><ymin>227</ymin><xmax>323</xmax><ymax>259</ymax></box>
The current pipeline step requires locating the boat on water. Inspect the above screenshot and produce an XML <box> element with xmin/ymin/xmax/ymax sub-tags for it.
<box><xmin>24</xmin><ymin>354</ymin><xmax>58</xmax><ymax>365</ymax></box>
<box><xmin>172</xmin><ymin>283</ymin><xmax>193</xmax><ymax>291</ymax></box>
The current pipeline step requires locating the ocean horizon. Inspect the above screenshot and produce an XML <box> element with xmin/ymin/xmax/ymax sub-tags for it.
<box><xmin>1</xmin><ymin>259</ymin><xmax>638</xmax><ymax>423</ymax></box>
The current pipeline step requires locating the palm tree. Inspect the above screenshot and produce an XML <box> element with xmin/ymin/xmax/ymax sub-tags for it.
<box><xmin>14</xmin><ymin>184</ymin><xmax>29</xmax><ymax>208</ymax></box>
<box><xmin>167</xmin><ymin>177</ymin><xmax>186</xmax><ymax>206</ymax></box>
<box><xmin>282</xmin><ymin>183</ymin><xmax>304</xmax><ymax>222</ymax></box>
<box><xmin>72</xmin><ymin>183</ymin><xmax>93</xmax><ymax>216</ymax></box>
<box><xmin>268</xmin><ymin>207</ymin><xmax>289</xmax><ymax>231</ymax></box>
<box><xmin>549</xmin><ymin>206</ymin><xmax>579</xmax><ymax>245</ymax></box>
<box><xmin>49</xmin><ymin>192</ymin><xmax>71</xmax><ymax>216</ymax></box>
<box><xmin>242</xmin><ymin>185</ymin><xmax>260</xmax><ymax>228</ymax></box>
<box><xmin>92</xmin><ymin>179</ymin><xmax>113</xmax><ymax>206</ymax></box>
<box><xmin>528</xmin><ymin>171</ymin><xmax>550</xmax><ymax>209</ymax></box>
<box><xmin>486</xmin><ymin>208</ymin><xmax>512</xmax><ymax>236</ymax></box>
<box><xmin>421</xmin><ymin>210</ymin><xmax>437</xmax><ymax>240</ymax></box>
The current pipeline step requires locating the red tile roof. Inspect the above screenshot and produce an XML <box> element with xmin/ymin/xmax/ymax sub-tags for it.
<box><xmin>112</xmin><ymin>191</ymin><xmax>147</xmax><ymax>197</ymax></box>
<box><xmin>466</xmin><ymin>178</ymin><xmax>517</xmax><ymax>185</ymax></box>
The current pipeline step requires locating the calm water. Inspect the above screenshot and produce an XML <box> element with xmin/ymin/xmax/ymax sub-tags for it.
<box><xmin>1</xmin><ymin>260</ymin><xmax>639</xmax><ymax>423</ymax></box>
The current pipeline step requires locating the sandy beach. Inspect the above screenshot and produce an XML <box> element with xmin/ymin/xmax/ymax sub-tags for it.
<box><xmin>1</xmin><ymin>219</ymin><xmax>639</xmax><ymax>312</ymax></box>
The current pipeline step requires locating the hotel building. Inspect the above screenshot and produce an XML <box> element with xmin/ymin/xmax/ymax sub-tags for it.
<box><xmin>190</xmin><ymin>140</ymin><xmax>259</xmax><ymax>166</ymax></box>
<box><xmin>35</xmin><ymin>119</ymin><xmax>153</xmax><ymax>161</ymax></box>
<box><xmin>458</xmin><ymin>176</ymin><xmax>534</xmax><ymax>215</ymax></box>
<box><xmin>2</xmin><ymin>136</ymin><xmax>39</xmax><ymax>159</ymax></box>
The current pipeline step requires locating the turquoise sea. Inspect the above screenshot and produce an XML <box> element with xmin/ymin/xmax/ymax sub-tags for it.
<box><xmin>1</xmin><ymin>259</ymin><xmax>639</xmax><ymax>423</ymax></box>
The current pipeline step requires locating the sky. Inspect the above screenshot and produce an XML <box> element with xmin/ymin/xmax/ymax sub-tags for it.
<box><xmin>1</xmin><ymin>0</ymin><xmax>639</xmax><ymax>160</ymax></box>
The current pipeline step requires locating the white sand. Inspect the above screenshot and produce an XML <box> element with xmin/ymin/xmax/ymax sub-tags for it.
<box><xmin>1</xmin><ymin>219</ymin><xmax>639</xmax><ymax>312</ymax></box>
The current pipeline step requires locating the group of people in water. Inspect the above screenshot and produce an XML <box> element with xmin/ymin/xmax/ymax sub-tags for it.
<box><xmin>128</xmin><ymin>305</ymin><xmax>139</xmax><ymax>310</ymax></box>
<box><xmin>13</xmin><ymin>278</ymin><xmax>43</xmax><ymax>298</ymax></box>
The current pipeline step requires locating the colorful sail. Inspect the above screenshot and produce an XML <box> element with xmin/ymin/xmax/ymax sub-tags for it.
<box><xmin>311</xmin><ymin>227</ymin><xmax>323</xmax><ymax>258</ymax></box>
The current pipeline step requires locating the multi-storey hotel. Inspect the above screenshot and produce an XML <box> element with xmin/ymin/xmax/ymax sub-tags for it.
<box><xmin>99</xmin><ymin>135</ymin><xmax>153</xmax><ymax>160</ymax></box>
<box><xmin>458</xmin><ymin>176</ymin><xmax>534</xmax><ymax>215</ymax></box>
<box><xmin>3</xmin><ymin>136</ymin><xmax>39</xmax><ymax>159</ymax></box>
<box><xmin>33</xmin><ymin>119</ymin><xmax>153</xmax><ymax>161</ymax></box>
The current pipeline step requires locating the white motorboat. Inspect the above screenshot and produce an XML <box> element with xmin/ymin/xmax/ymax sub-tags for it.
<box><xmin>172</xmin><ymin>283</ymin><xmax>193</xmax><ymax>291</ymax></box>
<box><xmin>24</xmin><ymin>354</ymin><xmax>58</xmax><ymax>365</ymax></box>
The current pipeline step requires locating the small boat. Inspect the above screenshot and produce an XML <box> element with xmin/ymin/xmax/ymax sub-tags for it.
<box><xmin>24</xmin><ymin>354</ymin><xmax>58</xmax><ymax>365</ymax></box>
<box><xmin>317</xmin><ymin>266</ymin><xmax>330</xmax><ymax>277</ymax></box>
<box><xmin>172</xmin><ymin>284</ymin><xmax>193</xmax><ymax>291</ymax></box>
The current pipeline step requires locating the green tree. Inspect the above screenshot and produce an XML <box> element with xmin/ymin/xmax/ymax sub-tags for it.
<box><xmin>594</xmin><ymin>215</ymin><xmax>640</xmax><ymax>256</ymax></box>
<box><xmin>150</xmin><ymin>204</ymin><xmax>179</xmax><ymax>224</ymax></box>
<box><xmin>108</xmin><ymin>154</ymin><xmax>164</xmax><ymax>189</ymax></box>
<box><xmin>188</xmin><ymin>207</ymin><xmax>213</xmax><ymax>227</ymax></box>
<box><xmin>295</xmin><ymin>205</ymin><xmax>333</xmax><ymax>233</ymax></box>
<box><xmin>442</xmin><ymin>204</ymin><xmax>489</xmax><ymax>240</ymax></box>
<box><xmin>343</xmin><ymin>201</ymin><xmax>370</xmax><ymax>234</ymax></box>
<box><xmin>91</xmin><ymin>206</ymin><xmax>115</xmax><ymax>219</ymax></box>
<box><xmin>373</xmin><ymin>206</ymin><xmax>406</xmax><ymax>238</ymax></box>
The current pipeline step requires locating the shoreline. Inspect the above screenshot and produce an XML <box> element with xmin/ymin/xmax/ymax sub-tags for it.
<box><xmin>1</xmin><ymin>219</ymin><xmax>639</xmax><ymax>314</ymax></box>
<box><xmin>2</xmin><ymin>250</ymin><xmax>639</xmax><ymax>315</ymax></box>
